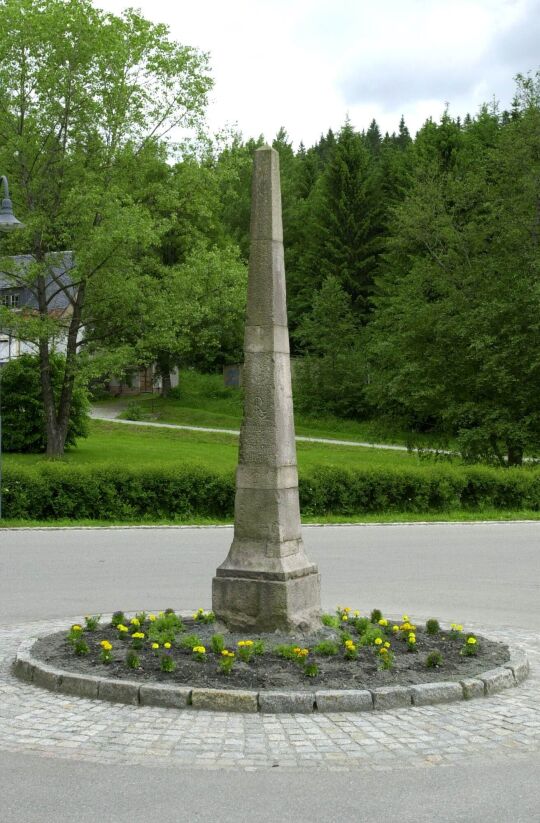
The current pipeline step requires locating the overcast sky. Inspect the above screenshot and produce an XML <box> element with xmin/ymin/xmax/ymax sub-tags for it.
<box><xmin>96</xmin><ymin>0</ymin><xmax>539</xmax><ymax>147</ymax></box>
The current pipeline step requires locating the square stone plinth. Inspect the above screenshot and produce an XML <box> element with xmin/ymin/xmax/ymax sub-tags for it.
<box><xmin>212</xmin><ymin>570</ymin><xmax>321</xmax><ymax>633</ymax></box>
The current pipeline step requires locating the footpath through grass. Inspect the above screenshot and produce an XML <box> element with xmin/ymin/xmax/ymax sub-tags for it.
<box><xmin>97</xmin><ymin>370</ymin><xmax>448</xmax><ymax>449</ymax></box>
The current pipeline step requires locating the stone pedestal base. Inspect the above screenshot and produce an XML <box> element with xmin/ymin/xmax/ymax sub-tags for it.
<box><xmin>212</xmin><ymin>569</ymin><xmax>321</xmax><ymax>633</ymax></box>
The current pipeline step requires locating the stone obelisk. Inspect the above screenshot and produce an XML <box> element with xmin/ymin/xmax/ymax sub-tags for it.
<box><xmin>212</xmin><ymin>146</ymin><xmax>321</xmax><ymax>633</ymax></box>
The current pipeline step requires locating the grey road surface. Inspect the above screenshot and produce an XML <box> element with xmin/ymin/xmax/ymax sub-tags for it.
<box><xmin>1</xmin><ymin>749</ymin><xmax>539</xmax><ymax>823</ymax></box>
<box><xmin>0</xmin><ymin>522</ymin><xmax>538</xmax><ymax>627</ymax></box>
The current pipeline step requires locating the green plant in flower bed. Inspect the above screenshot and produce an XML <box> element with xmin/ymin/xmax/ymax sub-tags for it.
<box><xmin>211</xmin><ymin>633</ymin><xmax>225</xmax><ymax>654</ymax></box>
<box><xmin>135</xmin><ymin>611</ymin><xmax>147</xmax><ymax>625</ymax></box>
<box><xmin>321</xmin><ymin>613</ymin><xmax>340</xmax><ymax>629</ymax></box>
<box><xmin>193</xmin><ymin>608</ymin><xmax>215</xmax><ymax>624</ymax></box>
<box><xmin>313</xmin><ymin>640</ymin><xmax>339</xmax><ymax>656</ymax></box>
<box><xmin>219</xmin><ymin>650</ymin><xmax>235</xmax><ymax>674</ymax></box>
<box><xmin>370</xmin><ymin>609</ymin><xmax>383</xmax><ymax>624</ymax></box>
<box><xmin>84</xmin><ymin>614</ymin><xmax>101</xmax><ymax>632</ymax></box>
<box><xmin>358</xmin><ymin>625</ymin><xmax>385</xmax><ymax>646</ymax></box>
<box><xmin>251</xmin><ymin>639</ymin><xmax>265</xmax><ymax>655</ymax></box>
<box><xmin>178</xmin><ymin>633</ymin><xmax>202</xmax><ymax>650</ymax></box>
<box><xmin>425</xmin><ymin>619</ymin><xmax>441</xmax><ymax>636</ymax></box>
<box><xmin>160</xmin><ymin>653</ymin><xmax>176</xmax><ymax>672</ymax></box>
<box><xmin>192</xmin><ymin>645</ymin><xmax>206</xmax><ymax>662</ymax></box>
<box><xmin>73</xmin><ymin>637</ymin><xmax>90</xmax><ymax>656</ymax></box>
<box><xmin>126</xmin><ymin>650</ymin><xmax>140</xmax><ymax>669</ymax></box>
<box><xmin>111</xmin><ymin>611</ymin><xmax>125</xmax><ymax>628</ymax></box>
<box><xmin>100</xmin><ymin>640</ymin><xmax>113</xmax><ymax>663</ymax></box>
<box><xmin>425</xmin><ymin>650</ymin><xmax>443</xmax><ymax>668</ymax></box>
<box><xmin>377</xmin><ymin>644</ymin><xmax>394</xmax><ymax>670</ymax></box>
<box><xmin>237</xmin><ymin>640</ymin><xmax>255</xmax><ymax>662</ymax></box>
<box><xmin>343</xmin><ymin>639</ymin><xmax>357</xmax><ymax>660</ymax></box>
<box><xmin>462</xmin><ymin>635</ymin><xmax>478</xmax><ymax>656</ymax></box>
<box><xmin>67</xmin><ymin>624</ymin><xmax>84</xmax><ymax>644</ymax></box>
<box><xmin>148</xmin><ymin>612</ymin><xmax>184</xmax><ymax>644</ymax></box>
<box><xmin>449</xmin><ymin>623</ymin><xmax>463</xmax><ymax>640</ymax></box>
<box><xmin>131</xmin><ymin>632</ymin><xmax>145</xmax><ymax>650</ymax></box>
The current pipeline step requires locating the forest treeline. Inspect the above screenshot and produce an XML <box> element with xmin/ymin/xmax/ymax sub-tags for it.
<box><xmin>181</xmin><ymin>72</ymin><xmax>540</xmax><ymax>466</ymax></box>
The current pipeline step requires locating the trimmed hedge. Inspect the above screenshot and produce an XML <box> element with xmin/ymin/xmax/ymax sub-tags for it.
<box><xmin>3</xmin><ymin>463</ymin><xmax>540</xmax><ymax>520</ymax></box>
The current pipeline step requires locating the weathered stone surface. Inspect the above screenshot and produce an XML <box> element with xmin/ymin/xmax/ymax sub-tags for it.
<box><xmin>12</xmin><ymin>658</ymin><xmax>34</xmax><ymax>682</ymax></box>
<box><xmin>33</xmin><ymin>665</ymin><xmax>61</xmax><ymax>692</ymax></box>
<box><xmin>139</xmin><ymin>684</ymin><xmax>191</xmax><ymax>709</ymax></box>
<box><xmin>372</xmin><ymin>686</ymin><xmax>412</xmax><ymax>710</ymax></box>
<box><xmin>315</xmin><ymin>690</ymin><xmax>373</xmax><ymax>712</ymax></box>
<box><xmin>479</xmin><ymin>667</ymin><xmax>515</xmax><ymax>695</ymax></box>
<box><xmin>258</xmin><ymin>690</ymin><xmax>315</xmax><ymax>713</ymax></box>
<box><xmin>505</xmin><ymin>652</ymin><xmax>530</xmax><ymax>684</ymax></box>
<box><xmin>213</xmin><ymin>145</ymin><xmax>320</xmax><ymax>633</ymax></box>
<box><xmin>191</xmin><ymin>688</ymin><xmax>258</xmax><ymax>712</ymax></box>
<box><xmin>410</xmin><ymin>682</ymin><xmax>463</xmax><ymax>706</ymax></box>
<box><xmin>461</xmin><ymin>677</ymin><xmax>485</xmax><ymax>700</ymax></box>
<box><xmin>60</xmin><ymin>673</ymin><xmax>100</xmax><ymax>699</ymax></box>
<box><xmin>98</xmin><ymin>679</ymin><xmax>140</xmax><ymax>705</ymax></box>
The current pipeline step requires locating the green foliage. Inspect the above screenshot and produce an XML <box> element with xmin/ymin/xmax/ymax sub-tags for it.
<box><xmin>177</xmin><ymin>634</ymin><xmax>202</xmax><ymax>650</ymax></box>
<box><xmin>120</xmin><ymin>401</ymin><xmax>145</xmax><ymax>422</ymax></box>
<box><xmin>111</xmin><ymin>611</ymin><xmax>125</xmax><ymax>628</ymax></box>
<box><xmin>0</xmin><ymin>355</ymin><xmax>89</xmax><ymax>453</ymax></box>
<box><xmin>425</xmin><ymin>619</ymin><xmax>441</xmax><ymax>635</ymax></box>
<box><xmin>370</xmin><ymin>609</ymin><xmax>383</xmax><ymax>624</ymax></box>
<box><xmin>321</xmin><ymin>614</ymin><xmax>340</xmax><ymax>629</ymax></box>
<box><xmin>4</xmin><ymin>461</ymin><xmax>540</xmax><ymax>521</ymax></box>
<box><xmin>210</xmin><ymin>634</ymin><xmax>225</xmax><ymax>654</ymax></box>
<box><xmin>313</xmin><ymin>640</ymin><xmax>339</xmax><ymax>656</ymax></box>
<box><xmin>73</xmin><ymin>638</ymin><xmax>90</xmax><ymax>656</ymax></box>
<box><xmin>84</xmin><ymin>615</ymin><xmax>101</xmax><ymax>632</ymax></box>
<box><xmin>352</xmin><ymin>617</ymin><xmax>370</xmax><ymax>635</ymax></box>
<box><xmin>357</xmin><ymin>626</ymin><xmax>385</xmax><ymax>646</ymax></box>
<box><xmin>126</xmin><ymin>650</ymin><xmax>140</xmax><ymax>669</ymax></box>
<box><xmin>160</xmin><ymin>654</ymin><xmax>176</xmax><ymax>672</ymax></box>
<box><xmin>425</xmin><ymin>650</ymin><xmax>444</xmax><ymax>668</ymax></box>
<box><xmin>274</xmin><ymin>644</ymin><xmax>298</xmax><ymax>661</ymax></box>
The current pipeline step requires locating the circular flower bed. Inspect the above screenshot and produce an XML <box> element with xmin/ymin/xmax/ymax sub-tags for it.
<box><xmin>30</xmin><ymin>606</ymin><xmax>510</xmax><ymax>692</ymax></box>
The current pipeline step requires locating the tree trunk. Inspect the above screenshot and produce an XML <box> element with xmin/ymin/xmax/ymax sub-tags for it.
<box><xmin>161</xmin><ymin>369</ymin><xmax>172</xmax><ymax>397</ymax></box>
<box><xmin>507</xmin><ymin>445</ymin><xmax>523</xmax><ymax>466</ymax></box>
<box><xmin>156</xmin><ymin>352</ymin><xmax>173</xmax><ymax>397</ymax></box>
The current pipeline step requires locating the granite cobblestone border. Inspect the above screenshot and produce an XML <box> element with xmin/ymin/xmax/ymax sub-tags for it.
<box><xmin>12</xmin><ymin>635</ymin><xmax>529</xmax><ymax>714</ymax></box>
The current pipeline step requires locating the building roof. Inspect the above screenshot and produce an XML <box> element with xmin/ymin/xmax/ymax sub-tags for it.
<box><xmin>0</xmin><ymin>252</ymin><xmax>75</xmax><ymax>311</ymax></box>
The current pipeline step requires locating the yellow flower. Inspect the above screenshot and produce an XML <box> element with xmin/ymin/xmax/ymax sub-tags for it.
<box><xmin>148</xmin><ymin>614</ymin><xmax>156</xmax><ymax>622</ymax></box>
<box><xmin>192</xmin><ymin>614</ymin><xmax>198</xmax><ymax>620</ymax></box>
<box><xmin>158</xmin><ymin>611</ymin><xmax>165</xmax><ymax>618</ymax></box>
<box><xmin>193</xmin><ymin>645</ymin><xmax>206</xmax><ymax>654</ymax></box>
<box><xmin>343</xmin><ymin>607</ymin><xmax>351</xmax><ymax>613</ymax></box>
<box><xmin>198</xmin><ymin>608</ymin><xmax>204</xmax><ymax>614</ymax></box>
<box><xmin>379</xmin><ymin>647</ymin><xmax>388</xmax><ymax>654</ymax></box>
<box><xmin>245</xmin><ymin>640</ymin><xmax>254</xmax><ymax>646</ymax></box>
<box><xmin>71</xmin><ymin>625</ymin><xmax>82</xmax><ymax>632</ymax></box>
<box><xmin>163</xmin><ymin>642</ymin><xmax>171</xmax><ymax>649</ymax></box>
<box><xmin>467</xmin><ymin>637</ymin><xmax>477</xmax><ymax>645</ymax></box>
<box><xmin>353</xmin><ymin>610</ymin><xmax>360</xmax><ymax>617</ymax></box>
<box><xmin>100</xmin><ymin>640</ymin><xmax>112</xmax><ymax>651</ymax></box>
<box><xmin>132</xmin><ymin>632</ymin><xmax>145</xmax><ymax>639</ymax></box>
<box><xmin>402</xmin><ymin>615</ymin><xmax>409</xmax><ymax>622</ymax></box>
<box><xmin>384</xmin><ymin>642</ymin><xmax>391</xmax><ymax>648</ymax></box>
<box><xmin>342</xmin><ymin>614</ymin><xmax>348</xmax><ymax>621</ymax></box>
<box><xmin>221</xmin><ymin>649</ymin><xmax>234</xmax><ymax>657</ymax></box>
<box><xmin>117</xmin><ymin>624</ymin><xmax>128</xmax><ymax>633</ymax></box>
<box><xmin>392</xmin><ymin>625</ymin><xmax>399</xmax><ymax>632</ymax></box>
<box><xmin>378</xmin><ymin>618</ymin><xmax>388</xmax><ymax>627</ymax></box>
<box><xmin>151</xmin><ymin>643</ymin><xmax>159</xmax><ymax>650</ymax></box>
<box><xmin>130</xmin><ymin>618</ymin><xmax>140</xmax><ymax>627</ymax></box>
<box><xmin>374</xmin><ymin>638</ymin><xmax>383</xmax><ymax>645</ymax></box>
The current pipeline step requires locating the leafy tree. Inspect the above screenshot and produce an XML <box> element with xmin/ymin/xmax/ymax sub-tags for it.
<box><xmin>0</xmin><ymin>0</ymin><xmax>211</xmax><ymax>454</ymax></box>
<box><xmin>0</xmin><ymin>354</ymin><xmax>88</xmax><ymax>452</ymax></box>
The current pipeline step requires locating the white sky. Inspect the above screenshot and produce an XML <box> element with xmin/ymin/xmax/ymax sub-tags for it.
<box><xmin>96</xmin><ymin>0</ymin><xmax>540</xmax><ymax>147</ymax></box>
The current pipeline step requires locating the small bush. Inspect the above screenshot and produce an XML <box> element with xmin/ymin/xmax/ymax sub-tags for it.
<box><xmin>313</xmin><ymin>640</ymin><xmax>339</xmax><ymax>656</ymax></box>
<box><xmin>211</xmin><ymin>634</ymin><xmax>225</xmax><ymax>654</ymax></box>
<box><xmin>178</xmin><ymin>633</ymin><xmax>202</xmax><ymax>650</ymax></box>
<box><xmin>370</xmin><ymin>609</ymin><xmax>382</xmax><ymax>624</ymax></box>
<box><xmin>425</xmin><ymin>619</ymin><xmax>441</xmax><ymax>635</ymax></box>
<box><xmin>425</xmin><ymin>650</ymin><xmax>444</xmax><ymax>668</ymax></box>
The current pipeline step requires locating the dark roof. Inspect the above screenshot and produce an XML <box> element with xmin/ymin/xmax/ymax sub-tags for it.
<box><xmin>0</xmin><ymin>252</ymin><xmax>75</xmax><ymax>311</ymax></box>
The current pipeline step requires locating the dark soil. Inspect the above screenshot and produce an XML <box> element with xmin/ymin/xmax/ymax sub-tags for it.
<box><xmin>32</xmin><ymin>617</ymin><xmax>510</xmax><ymax>692</ymax></box>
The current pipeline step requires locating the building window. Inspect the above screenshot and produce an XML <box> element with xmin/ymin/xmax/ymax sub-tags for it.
<box><xmin>1</xmin><ymin>292</ymin><xmax>20</xmax><ymax>308</ymax></box>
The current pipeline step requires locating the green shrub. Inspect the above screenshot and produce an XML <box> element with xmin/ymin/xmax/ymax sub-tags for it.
<box><xmin>0</xmin><ymin>353</ymin><xmax>89</xmax><ymax>452</ymax></box>
<box><xmin>425</xmin><ymin>619</ymin><xmax>441</xmax><ymax>635</ymax></box>
<box><xmin>3</xmin><ymin>462</ymin><xmax>540</xmax><ymax>521</ymax></box>
<box><xmin>313</xmin><ymin>640</ymin><xmax>339</xmax><ymax>656</ymax></box>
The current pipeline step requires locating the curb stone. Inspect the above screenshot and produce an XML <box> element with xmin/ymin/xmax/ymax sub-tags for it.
<box><xmin>410</xmin><ymin>682</ymin><xmax>463</xmax><ymax>706</ymax></box>
<box><xmin>14</xmin><ymin>636</ymin><xmax>529</xmax><ymax>715</ymax></box>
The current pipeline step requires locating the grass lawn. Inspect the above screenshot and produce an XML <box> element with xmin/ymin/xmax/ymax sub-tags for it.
<box><xmin>2</xmin><ymin>510</ymin><xmax>540</xmax><ymax>528</ymax></box>
<box><xmin>4</xmin><ymin>419</ymin><xmax>432</xmax><ymax>473</ymax></box>
<box><xmin>95</xmin><ymin>370</ymin><xmax>449</xmax><ymax>448</ymax></box>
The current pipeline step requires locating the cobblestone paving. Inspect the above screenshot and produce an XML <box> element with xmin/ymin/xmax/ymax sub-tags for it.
<box><xmin>0</xmin><ymin>618</ymin><xmax>539</xmax><ymax>773</ymax></box>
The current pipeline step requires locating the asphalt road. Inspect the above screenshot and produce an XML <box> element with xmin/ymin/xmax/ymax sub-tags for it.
<box><xmin>0</xmin><ymin>522</ymin><xmax>539</xmax><ymax>627</ymax></box>
<box><xmin>0</xmin><ymin>522</ymin><xmax>539</xmax><ymax>822</ymax></box>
